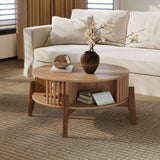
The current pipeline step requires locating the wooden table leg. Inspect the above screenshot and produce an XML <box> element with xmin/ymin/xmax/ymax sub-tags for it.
<box><xmin>63</xmin><ymin>95</ymin><xmax>69</xmax><ymax>137</ymax></box>
<box><xmin>28</xmin><ymin>81</ymin><xmax>35</xmax><ymax>116</ymax></box>
<box><xmin>128</xmin><ymin>87</ymin><xmax>136</xmax><ymax>124</ymax></box>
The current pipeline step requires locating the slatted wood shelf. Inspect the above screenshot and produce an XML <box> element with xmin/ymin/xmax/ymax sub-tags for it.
<box><xmin>32</xmin><ymin>92</ymin><xmax>63</xmax><ymax>108</ymax></box>
<box><xmin>69</xmin><ymin>99</ymin><xmax>128</xmax><ymax>110</ymax></box>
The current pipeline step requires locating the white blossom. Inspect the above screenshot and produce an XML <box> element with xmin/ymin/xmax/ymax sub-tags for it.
<box><xmin>84</xmin><ymin>19</ymin><xmax>139</xmax><ymax>51</ymax></box>
<box><xmin>84</xmin><ymin>19</ymin><xmax>114</xmax><ymax>50</ymax></box>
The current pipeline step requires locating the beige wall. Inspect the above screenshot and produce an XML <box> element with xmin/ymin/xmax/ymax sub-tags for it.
<box><xmin>120</xmin><ymin>0</ymin><xmax>160</xmax><ymax>12</ymax></box>
<box><xmin>0</xmin><ymin>34</ymin><xmax>17</xmax><ymax>59</ymax></box>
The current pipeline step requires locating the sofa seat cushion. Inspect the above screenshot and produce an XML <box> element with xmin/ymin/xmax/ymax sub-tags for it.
<box><xmin>34</xmin><ymin>45</ymin><xmax>88</xmax><ymax>64</ymax></box>
<box><xmin>34</xmin><ymin>45</ymin><xmax>160</xmax><ymax>76</ymax></box>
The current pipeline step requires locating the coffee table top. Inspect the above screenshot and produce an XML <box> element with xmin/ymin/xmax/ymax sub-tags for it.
<box><xmin>32</xmin><ymin>63</ymin><xmax>129</xmax><ymax>83</ymax></box>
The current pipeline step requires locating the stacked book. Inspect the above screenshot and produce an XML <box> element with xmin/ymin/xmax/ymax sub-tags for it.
<box><xmin>77</xmin><ymin>90</ymin><xmax>96</xmax><ymax>104</ymax></box>
<box><xmin>77</xmin><ymin>90</ymin><xmax>115</xmax><ymax>106</ymax></box>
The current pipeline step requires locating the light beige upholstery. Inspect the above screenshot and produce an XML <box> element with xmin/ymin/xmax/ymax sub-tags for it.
<box><xmin>23</xmin><ymin>10</ymin><xmax>160</xmax><ymax>97</ymax></box>
<box><xmin>34</xmin><ymin>45</ymin><xmax>160</xmax><ymax>76</ymax></box>
<box><xmin>126</xmin><ymin>11</ymin><xmax>160</xmax><ymax>49</ymax></box>
<box><xmin>23</xmin><ymin>25</ymin><xmax>51</xmax><ymax>77</ymax></box>
<box><xmin>45</xmin><ymin>16</ymin><xmax>92</xmax><ymax>46</ymax></box>
<box><xmin>129</xmin><ymin>73</ymin><xmax>160</xmax><ymax>97</ymax></box>
<box><xmin>71</xmin><ymin>9</ymin><xmax>129</xmax><ymax>47</ymax></box>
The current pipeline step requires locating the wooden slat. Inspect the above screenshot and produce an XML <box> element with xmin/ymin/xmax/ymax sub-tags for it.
<box><xmin>120</xmin><ymin>78</ymin><xmax>122</xmax><ymax>102</ymax></box>
<box><xmin>121</xmin><ymin>78</ymin><xmax>124</xmax><ymax>100</ymax></box>
<box><xmin>57</xmin><ymin>82</ymin><xmax>60</xmax><ymax>106</ymax></box>
<box><xmin>53</xmin><ymin>82</ymin><xmax>56</xmax><ymax>105</ymax></box>
<box><xmin>49</xmin><ymin>81</ymin><xmax>52</xmax><ymax>105</ymax></box>
<box><xmin>63</xmin><ymin>82</ymin><xmax>66</xmax><ymax>95</ymax></box>
<box><xmin>61</xmin><ymin>82</ymin><xmax>64</xmax><ymax>106</ymax></box>
<box><xmin>46</xmin><ymin>80</ymin><xmax>49</xmax><ymax>104</ymax></box>
<box><xmin>61</xmin><ymin>82</ymin><xmax>65</xmax><ymax>95</ymax></box>
<box><xmin>125</xmin><ymin>76</ymin><xmax>129</xmax><ymax>99</ymax></box>
<box><xmin>116</xmin><ymin>79</ymin><xmax>120</xmax><ymax>103</ymax></box>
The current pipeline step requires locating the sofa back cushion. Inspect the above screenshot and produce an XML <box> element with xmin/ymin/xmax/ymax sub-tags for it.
<box><xmin>71</xmin><ymin>9</ymin><xmax>129</xmax><ymax>47</ymax></box>
<box><xmin>45</xmin><ymin>16</ymin><xmax>92</xmax><ymax>46</ymax></box>
<box><xmin>126</xmin><ymin>11</ymin><xmax>160</xmax><ymax>49</ymax></box>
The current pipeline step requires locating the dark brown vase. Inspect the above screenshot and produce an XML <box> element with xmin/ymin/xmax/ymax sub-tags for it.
<box><xmin>81</xmin><ymin>50</ymin><xmax>100</xmax><ymax>74</ymax></box>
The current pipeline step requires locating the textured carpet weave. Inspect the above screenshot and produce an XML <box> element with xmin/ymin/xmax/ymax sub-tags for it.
<box><xmin>0</xmin><ymin>62</ymin><xmax>160</xmax><ymax>160</ymax></box>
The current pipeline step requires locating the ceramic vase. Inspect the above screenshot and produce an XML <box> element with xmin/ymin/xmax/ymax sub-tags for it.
<box><xmin>81</xmin><ymin>50</ymin><xmax>100</xmax><ymax>74</ymax></box>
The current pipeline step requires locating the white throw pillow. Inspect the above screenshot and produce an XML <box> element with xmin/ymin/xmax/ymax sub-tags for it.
<box><xmin>126</xmin><ymin>11</ymin><xmax>160</xmax><ymax>49</ymax></box>
<box><xmin>45</xmin><ymin>16</ymin><xmax>92</xmax><ymax>46</ymax></box>
<box><xmin>71</xmin><ymin>9</ymin><xmax>129</xmax><ymax>47</ymax></box>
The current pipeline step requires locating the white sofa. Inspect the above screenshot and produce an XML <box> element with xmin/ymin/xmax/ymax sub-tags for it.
<box><xmin>23</xmin><ymin>9</ymin><xmax>160</xmax><ymax>97</ymax></box>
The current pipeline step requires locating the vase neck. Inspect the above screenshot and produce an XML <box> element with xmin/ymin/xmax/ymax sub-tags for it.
<box><xmin>89</xmin><ymin>44</ymin><xmax>94</xmax><ymax>52</ymax></box>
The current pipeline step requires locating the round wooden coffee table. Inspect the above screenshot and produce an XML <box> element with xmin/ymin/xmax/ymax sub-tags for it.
<box><xmin>28</xmin><ymin>63</ymin><xmax>136</xmax><ymax>137</ymax></box>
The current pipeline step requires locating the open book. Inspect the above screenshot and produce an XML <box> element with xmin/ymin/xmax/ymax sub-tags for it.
<box><xmin>92</xmin><ymin>91</ymin><xmax>115</xmax><ymax>106</ymax></box>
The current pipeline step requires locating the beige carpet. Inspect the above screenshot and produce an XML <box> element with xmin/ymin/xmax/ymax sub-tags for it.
<box><xmin>0</xmin><ymin>60</ymin><xmax>160</xmax><ymax>160</ymax></box>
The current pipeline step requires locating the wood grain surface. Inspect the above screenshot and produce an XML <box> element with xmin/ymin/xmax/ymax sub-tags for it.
<box><xmin>32</xmin><ymin>63</ymin><xmax>129</xmax><ymax>83</ymax></box>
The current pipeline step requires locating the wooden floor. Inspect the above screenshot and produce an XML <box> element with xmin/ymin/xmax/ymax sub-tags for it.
<box><xmin>0</xmin><ymin>59</ymin><xmax>24</xmax><ymax>79</ymax></box>
<box><xmin>0</xmin><ymin>59</ymin><xmax>23</xmax><ymax>68</ymax></box>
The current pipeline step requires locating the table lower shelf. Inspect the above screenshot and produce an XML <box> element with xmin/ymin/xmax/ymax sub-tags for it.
<box><xmin>32</xmin><ymin>92</ymin><xmax>128</xmax><ymax>110</ymax></box>
<box><xmin>70</xmin><ymin>99</ymin><xmax>128</xmax><ymax>110</ymax></box>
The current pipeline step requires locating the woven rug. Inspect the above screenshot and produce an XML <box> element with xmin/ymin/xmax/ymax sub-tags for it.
<box><xmin>0</xmin><ymin>62</ymin><xmax>160</xmax><ymax>160</ymax></box>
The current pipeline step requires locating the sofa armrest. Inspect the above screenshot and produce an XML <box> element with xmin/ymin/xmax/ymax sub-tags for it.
<box><xmin>23</xmin><ymin>25</ymin><xmax>52</xmax><ymax>77</ymax></box>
